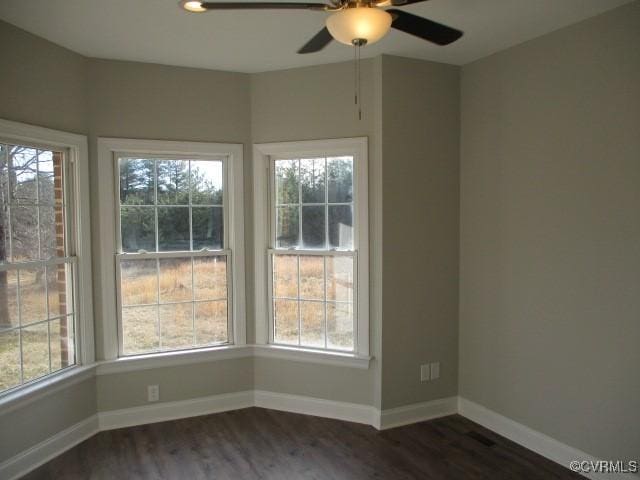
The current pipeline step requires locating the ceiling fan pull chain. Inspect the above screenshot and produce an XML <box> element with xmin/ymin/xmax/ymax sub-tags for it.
<box><xmin>357</xmin><ymin>41</ymin><xmax>362</xmax><ymax>121</ymax></box>
<box><xmin>352</xmin><ymin>40</ymin><xmax>362</xmax><ymax>121</ymax></box>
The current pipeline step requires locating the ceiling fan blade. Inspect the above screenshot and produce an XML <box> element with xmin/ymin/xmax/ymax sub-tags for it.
<box><xmin>201</xmin><ymin>2</ymin><xmax>329</xmax><ymax>10</ymax></box>
<box><xmin>374</xmin><ymin>0</ymin><xmax>429</xmax><ymax>6</ymax></box>
<box><xmin>297</xmin><ymin>27</ymin><xmax>333</xmax><ymax>54</ymax></box>
<box><xmin>388</xmin><ymin>9</ymin><xmax>463</xmax><ymax>46</ymax></box>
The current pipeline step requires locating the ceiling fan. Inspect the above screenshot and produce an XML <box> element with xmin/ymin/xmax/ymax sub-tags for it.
<box><xmin>179</xmin><ymin>0</ymin><xmax>463</xmax><ymax>53</ymax></box>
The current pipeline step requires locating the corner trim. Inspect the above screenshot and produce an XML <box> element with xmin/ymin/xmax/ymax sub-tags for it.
<box><xmin>458</xmin><ymin>397</ymin><xmax>638</xmax><ymax>480</ymax></box>
<box><xmin>378</xmin><ymin>396</ymin><xmax>458</xmax><ymax>430</ymax></box>
<box><xmin>0</xmin><ymin>414</ymin><xmax>99</xmax><ymax>480</ymax></box>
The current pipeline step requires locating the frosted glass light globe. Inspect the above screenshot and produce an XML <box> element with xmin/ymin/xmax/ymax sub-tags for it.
<box><xmin>326</xmin><ymin>8</ymin><xmax>393</xmax><ymax>46</ymax></box>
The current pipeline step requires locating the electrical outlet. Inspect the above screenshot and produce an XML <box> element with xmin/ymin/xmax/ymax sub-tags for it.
<box><xmin>148</xmin><ymin>385</ymin><xmax>159</xmax><ymax>402</ymax></box>
<box><xmin>420</xmin><ymin>364</ymin><xmax>430</xmax><ymax>382</ymax></box>
<box><xmin>430</xmin><ymin>362</ymin><xmax>440</xmax><ymax>380</ymax></box>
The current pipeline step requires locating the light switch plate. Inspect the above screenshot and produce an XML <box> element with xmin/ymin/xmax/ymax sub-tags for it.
<box><xmin>430</xmin><ymin>362</ymin><xmax>440</xmax><ymax>380</ymax></box>
<box><xmin>148</xmin><ymin>385</ymin><xmax>159</xmax><ymax>402</ymax></box>
<box><xmin>420</xmin><ymin>364</ymin><xmax>430</xmax><ymax>382</ymax></box>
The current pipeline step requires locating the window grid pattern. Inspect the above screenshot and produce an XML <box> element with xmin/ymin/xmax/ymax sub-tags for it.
<box><xmin>270</xmin><ymin>156</ymin><xmax>355</xmax><ymax>353</ymax></box>
<box><xmin>116</xmin><ymin>156</ymin><xmax>231</xmax><ymax>357</ymax></box>
<box><xmin>0</xmin><ymin>144</ymin><xmax>76</xmax><ymax>395</ymax></box>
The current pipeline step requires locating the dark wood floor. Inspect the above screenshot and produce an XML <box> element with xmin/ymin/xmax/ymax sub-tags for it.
<box><xmin>23</xmin><ymin>408</ymin><xmax>582</xmax><ymax>480</ymax></box>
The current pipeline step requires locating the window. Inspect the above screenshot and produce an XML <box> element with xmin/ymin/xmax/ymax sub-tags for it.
<box><xmin>110</xmin><ymin>140</ymin><xmax>245</xmax><ymax>358</ymax></box>
<box><xmin>0</xmin><ymin>142</ymin><xmax>78</xmax><ymax>394</ymax></box>
<box><xmin>254</xmin><ymin>138</ymin><xmax>369</xmax><ymax>358</ymax></box>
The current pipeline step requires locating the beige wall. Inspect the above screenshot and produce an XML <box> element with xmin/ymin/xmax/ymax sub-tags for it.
<box><xmin>97</xmin><ymin>358</ymin><xmax>253</xmax><ymax>411</ymax></box>
<box><xmin>0</xmin><ymin>20</ymin><xmax>87</xmax><ymax>135</ymax></box>
<box><xmin>0</xmin><ymin>377</ymin><xmax>96</xmax><ymax>463</ymax></box>
<box><xmin>460</xmin><ymin>1</ymin><xmax>640</xmax><ymax>461</ymax></box>
<box><xmin>251</xmin><ymin>60</ymin><xmax>382</xmax><ymax>406</ymax></box>
<box><xmin>380</xmin><ymin>56</ymin><xmax>460</xmax><ymax>409</ymax></box>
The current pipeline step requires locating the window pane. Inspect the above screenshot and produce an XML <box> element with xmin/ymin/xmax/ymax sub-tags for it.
<box><xmin>0</xmin><ymin>270</ymin><xmax>18</xmax><ymax>330</ymax></box>
<box><xmin>299</xmin><ymin>256</ymin><xmax>324</xmax><ymax>300</ymax></box>
<box><xmin>300</xmin><ymin>301</ymin><xmax>324</xmax><ymax>348</ymax></box>
<box><xmin>327</xmin><ymin>156</ymin><xmax>353</xmax><ymax>203</ymax></box>
<box><xmin>195</xmin><ymin>300</ymin><xmax>227</xmax><ymax>345</ymax></box>
<box><xmin>22</xmin><ymin>322</ymin><xmax>50</xmax><ymax>382</ymax></box>
<box><xmin>328</xmin><ymin>205</ymin><xmax>353</xmax><ymax>250</ymax></box>
<box><xmin>20</xmin><ymin>266</ymin><xmax>47</xmax><ymax>325</ymax></box>
<box><xmin>47</xmin><ymin>263</ymin><xmax>72</xmax><ymax>318</ymax></box>
<box><xmin>122</xmin><ymin>305</ymin><xmax>159</xmax><ymax>355</ymax></box>
<box><xmin>157</xmin><ymin>160</ymin><xmax>189</xmax><ymax>205</ymax></box>
<box><xmin>192</xmin><ymin>206</ymin><xmax>223</xmax><ymax>250</ymax></box>
<box><xmin>9</xmin><ymin>146</ymin><xmax>38</xmax><ymax>205</ymax></box>
<box><xmin>121</xmin><ymin>206</ymin><xmax>155</xmax><ymax>253</ymax></box>
<box><xmin>158</xmin><ymin>206</ymin><xmax>190</xmax><ymax>251</ymax></box>
<box><xmin>50</xmin><ymin>315</ymin><xmax>75</xmax><ymax>371</ymax></box>
<box><xmin>273</xmin><ymin>254</ymin><xmax>298</xmax><ymax>298</ymax></box>
<box><xmin>160</xmin><ymin>303</ymin><xmax>193</xmax><ymax>350</ymax></box>
<box><xmin>119</xmin><ymin>158</ymin><xmax>155</xmax><ymax>206</ymax></box>
<box><xmin>0</xmin><ymin>330</ymin><xmax>20</xmax><ymax>391</ymax></box>
<box><xmin>0</xmin><ymin>206</ymin><xmax>8</xmax><ymax>264</ymax></box>
<box><xmin>300</xmin><ymin>158</ymin><xmax>325</xmax><ymax>203</ymax></box>
<box><xmin>121</xmin><ymin>259</ymin><xmax>158</xmax><ymax>306</ymax></box>
<box><xmin>37</xmin><ymin>151</ymin><xmax>55</xmax><ymax>205</ymax></box>
<box><xmin>191</xmin><ymin>161</ymin><xmax>223</xmax><ymax>205</ymax></box>
<box><xmin>326</xmin><ymin>256</ymin><xmax>354</xmax><ymax>302</ymax></box>
<box><xmin>275</xmin><ymin>159</ymin><xmax>299</xmax><ymax>205</ymax></box>
<box><xmin>0</xmin><ymin>144</ymin><xmax>8</xmax><ymax>207</ymax></box>
<box><xmin>327</xmin><ymin>302</ymin><xmax>354</xmax><ymax>351</ymax></box>
<box><xmin>159</xmin><ymin>258</ymin><xmax>192</xmax><ymax>303</ymax></box>
<box><xmin>194</xmin><ymin>256</ymin><xmax>227</xmax><ymax>300</ymax></box>
<box><xmin>39</xmin><ymin>205</ymin><xmax>61</xmax><ymax>259</ymax></box>
<box><xmin>10</xmin><ymin>205</ymin><xmax>39</xmax><ymax>261</ymax></box>
<box><xmin>274</xmin><ymin>299</ymin><xmax>298</xmax><ymax>345</ymax></box>
<box><xmin>302</xmin><ymin>205</ymin><xmax>325</xmax><ymax>248</ymax></box>
<box><xmin>276</xmin><ymin>206</ymin><xmax>299</xmax><ymax>248</ymax></box>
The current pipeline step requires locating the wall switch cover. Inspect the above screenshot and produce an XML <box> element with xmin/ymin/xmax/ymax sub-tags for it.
<box><xmin>420</xmin><ymin>364</ymin><xmax>430</xmax><ymax>382</ymax></box>
<box><xmin>148</xmin><ymin>385</ymin><xmax>159</xmax><ymax>402</ymax></box>
<box><xmin>430</xmin><ymin>362</ymin><xmax>440</xmax><ymax>380</ymax></box>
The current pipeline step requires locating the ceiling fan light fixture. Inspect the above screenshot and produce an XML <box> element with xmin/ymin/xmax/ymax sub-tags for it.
<box><xmin>326</xmin><ymin>7</ymin><xmax>392</xmax><ymax>46</ymax></box>
<box><xmin>181</xmin><ymin>1</ymin><xmax>207</xmax><ymax>13</ymax></box>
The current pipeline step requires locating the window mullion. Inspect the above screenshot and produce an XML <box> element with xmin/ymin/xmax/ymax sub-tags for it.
<box><xmin>17</xmin><ymin>269</ymin><xmax>24</xmax><ymax>385</ymax></box>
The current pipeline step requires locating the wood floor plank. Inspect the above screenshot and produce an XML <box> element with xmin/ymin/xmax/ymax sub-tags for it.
<box><xmin>20</xmin><ymin>409</ymin><xmax>583</xmax><ymax>480</ymax></box>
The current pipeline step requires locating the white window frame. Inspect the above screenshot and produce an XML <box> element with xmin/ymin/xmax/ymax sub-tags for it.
<box><xmin>97</xmin><ymin>138</ymin><xmax>245</xmax><ymax>363</ymax></box>
<box><xmin>253</xmin><ymin>137</ymin><xmax>370</xmax><ymax>361</ymax></box>
<box><xmin>0</xmin><ymin>118</ymin><xmax>94</xmax><ymax>401</ymax></box>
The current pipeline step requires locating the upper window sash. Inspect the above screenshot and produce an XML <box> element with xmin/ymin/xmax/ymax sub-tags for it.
<box><xmin>114</xmin><ymin>154</ymin><xmax>229</xmax><ymax>255</ymax></box>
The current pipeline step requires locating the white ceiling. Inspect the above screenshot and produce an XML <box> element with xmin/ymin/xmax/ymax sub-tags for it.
<box><xmin>0</xmin><ymin>0</ymin><xmax>633</xmax><ymax>73</ymax></box>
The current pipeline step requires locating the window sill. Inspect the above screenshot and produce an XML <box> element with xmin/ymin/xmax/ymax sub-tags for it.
<box><xmin>96</xmin><ymin>344</ymin><xmax>371</xmax><ymax>375</ymax></box>
<box><xmin>96</xmin><ymin>345</ymin><xmax>253</xmax><ymax>375</ymax></box>
<box><xmin>252</xmin><ymin>345</ymin><xmax>372</xmax><ymax>369</ymax></box>
<box><xmin>0</xmin><ymin>364</ymin><xmax>96</xmax><ymax>414</ymax></box>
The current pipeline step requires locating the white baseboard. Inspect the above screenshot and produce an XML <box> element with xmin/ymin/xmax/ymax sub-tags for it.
<box><xmin>10</xmin><ymin>393</ymin><xmax>624</xmax><ymax>480</ymax></box>
<box><xmin>378</xmin><ymin>396</ymin><xmax>458</xmax><ymax>430</ymax></box>
<box><xmin>254</xmin><ymin>390</ymin><xmax>378</xmax><ymax>426</ymax></box>
<box><xmin>0</xmin><ymin>414</ymin><xmax>99</xmax><ymax>480</ymax></box>
<box><xmin>98</xmin><ymin>390</ymin><xmax>254</xmax><ymax>430</ymax></box>
<box><xmin>458</xmin><ymin>397</ymin><xmax>639</xmax><ymax>480</ymax></box>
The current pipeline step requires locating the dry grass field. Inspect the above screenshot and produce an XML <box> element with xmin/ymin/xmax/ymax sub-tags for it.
<box><xmin>0</xmin><ymin>254</ymin><xmax>354</xmax><ymax>393</ymax></box>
